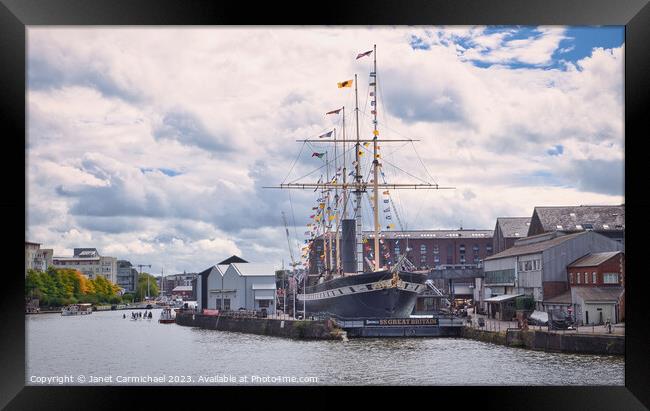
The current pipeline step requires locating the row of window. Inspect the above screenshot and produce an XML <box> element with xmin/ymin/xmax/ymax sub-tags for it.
<box><xmin>518</xmin><ymin>259</ymin><xmax>541</xmax><ymax>272</ymax></box>
<box><xmin>570</xmin><ymin>272</ymin><xmax>619</xmax><ymax>285</ymax></box>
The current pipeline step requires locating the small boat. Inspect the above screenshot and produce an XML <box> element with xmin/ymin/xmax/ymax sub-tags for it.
<box><xmin>61</xmin><ymin>303</ymin><xmax>93</xmax><ymax>316</ymax></box>
<box><xmin>159</xmin><ymin>307</ymin><xmax>175</xmax><ymax>324</ymax></box>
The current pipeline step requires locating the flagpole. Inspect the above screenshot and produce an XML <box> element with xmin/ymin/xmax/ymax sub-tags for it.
<box><xmin>372</xmin><ymin>44</ymin><xmax>381</xmax><ymax>272</ymax></box>
<box><xmin>354</xmin><ymin>73</ymin><xmax>363</xmax><ymax>274</ymax></box>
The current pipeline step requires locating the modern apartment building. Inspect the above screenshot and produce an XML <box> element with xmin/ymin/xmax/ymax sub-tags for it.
<box><xmin>52</xmin><ymin>248</ymin><xmax>117</xmax><ymax>283</ymax></box>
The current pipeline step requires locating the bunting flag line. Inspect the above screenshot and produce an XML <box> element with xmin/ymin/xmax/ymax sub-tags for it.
<box><xmin>318</xmin><ymin>130</ymin><xmax>334</xmax><ymax>138</ymax></box>
<box><xmin>326</xmin><ymin>108</ymin><xmax>342</xmax><ymax>115</ymax></box>
<box><xmin>312</xmin><ymin>152</ymin><xmax>325</xmax><ymax>158</ymax></box>
<box><xmin>356</xmin><ymin>50</ymin><xmax>373</xmax><ymax>59</ymax></box>
<box><xmin>338</xmin><ymin>79</ymin><xmax>353</xmax><ymax>88</ymax></box>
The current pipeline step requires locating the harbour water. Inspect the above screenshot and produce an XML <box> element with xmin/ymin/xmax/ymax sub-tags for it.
<box><xmin>27</xmin><ymin>309</ymin><xmax>624</xmax><ymax>386</ymax></box>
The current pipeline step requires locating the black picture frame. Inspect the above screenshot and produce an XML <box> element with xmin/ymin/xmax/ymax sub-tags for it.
<box><xmin>2</xmin><ymin>0</ymin><xmax>649</xmax><ymax>409</ymax></box>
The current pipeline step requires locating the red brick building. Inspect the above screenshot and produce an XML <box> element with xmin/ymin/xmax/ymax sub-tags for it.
<box><xmin>567</xmin><ymin>251</ymin><xmax>625</xmax><ymax>323</ymax></box>
<box><xmin>567</xmin><ymin>251</ymin><xmax>625</xmax><ymax>287</ymax></box>
<box><xmin>309</xmin><ymin>229</ymin><xmax>494</xmax><ymax>274</ymax></box>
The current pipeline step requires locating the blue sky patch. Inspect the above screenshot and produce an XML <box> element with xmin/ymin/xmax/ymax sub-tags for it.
<box><xmin>547</xmin><ymin>145</ymin><xmax>564</xmax><ymax>156</ymax></box>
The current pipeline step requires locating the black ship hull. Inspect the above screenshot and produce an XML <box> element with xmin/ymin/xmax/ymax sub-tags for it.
<box><xmin>298</xmin><ymin>270</ymin><xmax>428</xmax><ymax>319</ymax></box>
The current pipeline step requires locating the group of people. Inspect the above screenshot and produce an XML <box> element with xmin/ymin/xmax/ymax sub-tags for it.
<box><xmin>123</xmin><ymin>311</ymin><xmax>153</xmax><ymax>320</ymax></box>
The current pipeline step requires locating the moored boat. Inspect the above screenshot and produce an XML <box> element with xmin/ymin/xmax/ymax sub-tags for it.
<box><xmin>270</xmin><ymin>45</ymin><xmax>451</xmax><ymax>319</ymax></box>
<box><xmin>61</xmin><ymin>303</ymin><xmax>93</xmax><ymax>316</ymax></box>
<box><xmin>159</xmin><ymin>307</ymin><xmax>175</xmax><ymax>324</ymax></box>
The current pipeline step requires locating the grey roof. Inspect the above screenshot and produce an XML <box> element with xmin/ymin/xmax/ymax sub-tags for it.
<box><xmin>496</xmin><ymin>217</ymin><xmax>531</xmax><ymax>238</ymax></box>
<box><xmin>230</xmin><ymin>263</ymin><xmax>278</xmax><ymax>276</ymax></box>
<box><xmin>484</xmin><ymin>293</ymin><xmax>524</xmax><ymax>302</ymax></box>
<box><xmin>485</xmin><ymin>231</ymin><xmax>587</xmax><ymax>260</ymax></box>
<box><xmin>172</xmin><ymin>285</ymin><xmax>193</xmax><ymax>292</ymax></box>
<box><xmin>531</xmin><ymin>205</ymin><xmax>624</xmax><ymax>234</ymax></box>
<box><xmin>568</xmin><ymin>251</ymin><xmax>623</xmax><ymax>268</ymax></box>
<box><xmin>218</xmin><ymin>255</ymin><xmax>248</xmax><ymax>265</ymax></box>
<box><xmin>543</xmin><ymin>290</ymin><xmax>572</xmax><ymax>304</ymax></box>
<box><xmin>573</xmin><ymin>286</ymin><xmax>624</xmax><ymax>302</ymax></box>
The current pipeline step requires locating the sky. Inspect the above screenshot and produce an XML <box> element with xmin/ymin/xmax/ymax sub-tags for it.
<box><xmin>26</xmin><ymin>26</ymin><xmax>625</xmax><ymax>275</ymax></box>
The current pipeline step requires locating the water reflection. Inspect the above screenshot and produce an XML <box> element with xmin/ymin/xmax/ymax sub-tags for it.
<box><xmin>26</xmin><ymin>310</ymin><xmax>624</xmax><ymax>385</ymax></box>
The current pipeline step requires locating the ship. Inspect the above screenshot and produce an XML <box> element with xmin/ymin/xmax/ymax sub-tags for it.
<box><xmin>266</xmin><ymin>45</ymin><xmax>453</xmax><ymax>319</ymax></box>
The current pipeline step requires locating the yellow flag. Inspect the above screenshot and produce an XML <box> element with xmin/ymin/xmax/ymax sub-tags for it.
<box><xmin>375</xmin><ymin>154</ymin><xmax>381</xmax><ymax>159</ymax></box>
<box><xmin>328</xmin><ymin>215</ymin><xmax>335</xmax><ymax>221</ymax></box>
<box><xmin>338</xmin><ymin>79</ymin><xmax>353</xmax><ymax>88</ymax></box>
<box><xmin>373</xmin><ymin>129</ymin><xmax>379</xmax><ymax>136</ymax></box>
<box><xmin>363</xmin><ymin>142</ymin><xmax>370</xmax><ymax>147</ymax></box>
<box><xmin>358</xmin><ymin>151</ymin><xmax>364</xmax><ymax>156</ymax></box>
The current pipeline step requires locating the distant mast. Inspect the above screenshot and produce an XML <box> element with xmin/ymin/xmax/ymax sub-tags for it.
<box><xmin>353</xmin><ymin>73</ymin><xmax>364</xmax><ymax>273</ymax></box>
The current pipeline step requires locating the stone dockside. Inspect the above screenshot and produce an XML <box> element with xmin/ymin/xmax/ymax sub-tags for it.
<box><xmin>461</xmin><ymin>327</ymin><xmax>624</xmax><ymax>355</ymax></box>
<box><xmin>176</xmin><ymin>312</ymin><xmax>346</xmax><ymax>340</ymax></box>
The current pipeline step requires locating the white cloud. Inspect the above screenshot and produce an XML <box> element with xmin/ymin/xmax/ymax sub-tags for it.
<box><xmin>26</xmin><ymin>27</ymin><xmax>624</xmax><ymax>273</ymax></box>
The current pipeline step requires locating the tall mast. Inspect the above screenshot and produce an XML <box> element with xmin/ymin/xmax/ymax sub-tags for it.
<box><xmin>354</xmin><ymin>73</ymin><xmax>364</xmax><ymax>274</ymax></box>
<box><xmin>334</xmin><ymin>127</ymin><xmax>340</xmax><ymax>275</ymax></box>
<box><xmin>371</xmin><ymin>44</ymin><xmax>380</xmax><ymax>272</ymax></box>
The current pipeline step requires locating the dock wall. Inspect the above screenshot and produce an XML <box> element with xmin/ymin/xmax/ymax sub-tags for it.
<box><xmin>176</xmin><ymin>313</ymin><xmax>344</xmax><ymax>340</ymax></box>
<box><xmin>461</xmin><ymin>327</ymin><xmax>624</xmax><ymax>355</ymax></box>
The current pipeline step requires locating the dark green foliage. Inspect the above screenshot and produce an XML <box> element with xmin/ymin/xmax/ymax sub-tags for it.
<box><xmin>515</xmin><ymin>296</ymin><xmax>536</xmax><ymax>311</ymax></box>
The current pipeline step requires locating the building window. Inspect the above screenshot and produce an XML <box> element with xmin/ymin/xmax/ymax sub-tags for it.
<box><xmin>460</xmin><ymin>255</ymin><xmax>466</xmax><ymax>264</ymax></box>
<box><xmin>459</xmin><ymin>244</ymin><xmax>465</xmax><ymax>254</ymax></box>
<box><xmin>486</xmin><ymin>245</ymin><xmax>492</xmax><ymax>255</ymax></box>
<box><xmin>394</xmin><ymin>245</ymin><xmax>401</xmax><ymax>256</ymax></box>
<box><xmin>592</xmin><ymin>272</ymin><xmax>597</xmax><ymax>283</ymax></box>
<box><xmin>420</xmin><ymin>244</ymin><xmax>427</xmax><ymax>254</ymax></box>
<box><xmin>577</xmin><ymin>273</ymin><xmax>581</xmax><ymax>284</ymax></box>
<box><xmin>433</xmin><ymin>245</ymin><xmax>439</xmax><ymax>254</ymax></box>
<box><xmin>603</xmin><ymin>273</ymin><xmax>618</xmax><ymax>284</ymax></box>
<box><xmin>569</xmin><ymin>272</ymin><xmax>574</xmax><ymax>284</ymax></box>
<box><xmin>434</xmin><ymin>255</ymin><xmax>440</xmax><ymax>263</ymax></box>
<box><xmin>215</xmin><ymin>300</ymin><xmax>221</xmax><ymax>309</ymax></box>
<box><xmin>224</xmin><ymin>299</ymin><xmax>231</xmax><ymax>310</ymax></box>
<box><xmin>259</xmin><ymin>300</ymin><xmax>269</xmax><ymax>308</ymax></box>
<box><xmin>584</xmin><ymin>272</ymin><xmax>588</xmax><ymax>284</ymax></box>
<box><xmin>420</xmin><ymin>255</ymin><xmax>427</xmax><ymax>263</ymax></box>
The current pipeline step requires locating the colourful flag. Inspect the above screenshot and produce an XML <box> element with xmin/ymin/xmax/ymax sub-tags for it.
<box><xmin>369</xmin><ymin>81</ymin><xmax>376</xmax><ymax>86</ymax></box>
<box><xmin>371</xmin><ymin>100</ymin><xmax>376</xmax><ymax>106</ymax></box>
<box><xmin>312</xmin><ymin>152</ymin><xmax>325</xmax><ymax>158</ymax></box>
<box><xmin>371</xmin><ymin>110</ymin><xmax>376</xmax><ymax>115</ymax></box>
<box><xmin>326</xmin><ymin>108</ymin><xmax>342</xmax><ymax>115</ymax></box>
<box><xmin>363</xmin><ymin>142</ymin><xmax>370</xmax><ymax>147</ymax></box>
<box><xmin>356</xmin><ymin>50</ymin><xmax>373</xmax><ymax>59</ymax></box>
<box><xmin>373</xmin><ymin>129</ymin><xmax>379</xmax><ymax>136</ymax></box>
<box><xmin>318</xmin><ymin>130</ymin><xmax>334</xmax><ymax>138</ymax></box>
<box><xmin>370</xmin><ymin>91</ymin><xmax>375</xmax><ymax>96</ymax></box>
<box><xmin>358</xmin><ymin>151</ymin><xmax>364</xmax><ymax>156</ymax></box>
<box><xmin>370</xmin><ymin>71</ymin><xmax>376</xmax><ymax>77</ymax></box>
<box><xmin>386</xmin><ymin>215</ymin><xmax>392</xmax><ymax>220</ymax></box>
<box><xmin>383</xmin><ymin>190</ymin><xmax>389</xmax><ymax>195</ymax></box>
<box><xmin>383</xmin><ymin>199</ymin><xmax>389</xmax><ymax>203</ymax></box>
<box><xmin>384</xmin><ymin>208</ymin><xmax>390</xmax><ymax>212</ymax></box>
<box><xmin>338</xmin><ymin>79</ymin><xmax>353</xmax><ymax>88</ymax></box>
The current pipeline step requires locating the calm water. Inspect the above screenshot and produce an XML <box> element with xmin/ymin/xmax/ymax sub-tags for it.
<box><xmin>27</xmin><ymin>309</ymin><xmax>624</xmax><ymax>386</ymax></box>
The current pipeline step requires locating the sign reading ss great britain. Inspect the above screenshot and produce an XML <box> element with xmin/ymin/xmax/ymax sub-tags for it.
<box><xmin>365</xmin><ymin>318</ymin><xmax>439</xmax><ymax>326</ymax></box>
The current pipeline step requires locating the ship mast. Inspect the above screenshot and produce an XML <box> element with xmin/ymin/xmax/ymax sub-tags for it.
<box><xmin>354</xmin><ymin>73</ymin><xmax>364</xmax><ymax>274</ymax></box>
<box><xmin>371</xmin><ymin>44</ymin><xmax>381</xmax><ymax>272</ymax></box>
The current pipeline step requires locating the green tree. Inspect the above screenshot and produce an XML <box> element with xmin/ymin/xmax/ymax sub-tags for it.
<box><xmin>135</xmin><ymin>273</ymin><xmax>159</xmax><ymax>301</ymax></box>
